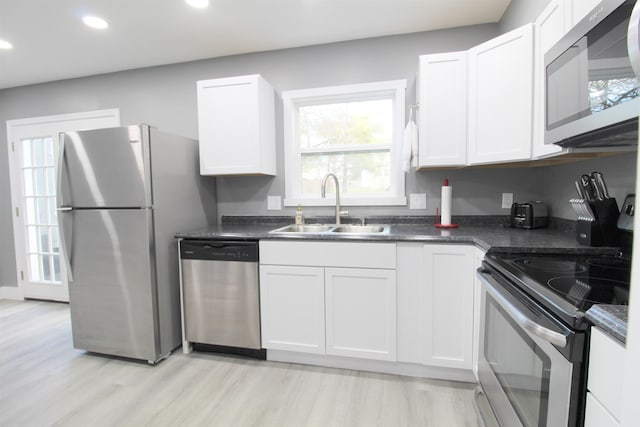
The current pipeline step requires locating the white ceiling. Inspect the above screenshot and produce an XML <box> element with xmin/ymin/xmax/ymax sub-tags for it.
<box><xmin>0</xmin><ymin>0</ymin><xmax>511</xmax><ymax>90</ymax></box>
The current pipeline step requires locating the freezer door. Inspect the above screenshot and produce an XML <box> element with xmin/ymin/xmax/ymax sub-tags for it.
<box><xmin>66</xmin><ymin>208</ymin><xmax>160</xmax><ymax>361</ymax></box>
<box><xmin>59</xmin><ymin>125</ymin><xmax>151</xmax><ymax>208</ymax></box>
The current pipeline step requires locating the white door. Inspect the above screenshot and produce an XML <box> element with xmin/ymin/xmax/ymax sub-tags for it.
<box><xmin>6</xmin><ymin>109</ymin><xmax>120</xmax><ymax>301</ymax></box>
<box><xmin>418</xmin><ymin>51</ymin><xmax>468</xmax><ymax>167</ymax></box>
<box><xmin>259</xmin><ymin>264</ymin><xmax>326</xmax><ymax>353</ymax></box>
<box><xmin>325</xmin><ymin>267</ymin><xmax>397</xmax><ymax>361</ymax></box>
<box><xmin>467</xmin><ymin>24</ymin><xmax>534</xmax><ymax>165</ymax></box>
<box><xmin>422</xmin><ymin>244</ymin><xmax>475</xmax><ymax>369</ymax></box>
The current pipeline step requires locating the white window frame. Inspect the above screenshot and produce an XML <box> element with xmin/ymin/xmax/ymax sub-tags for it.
<box><xmin>282</xmin><ymin>80</ymin><xmax>407</xmax><ymax>207</ymax></box>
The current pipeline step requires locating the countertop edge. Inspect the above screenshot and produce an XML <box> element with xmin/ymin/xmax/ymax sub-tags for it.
<box><xmin>586</xmin><ymin>305</ymin><xmax>628</xmax><ymax>345</ymax></box>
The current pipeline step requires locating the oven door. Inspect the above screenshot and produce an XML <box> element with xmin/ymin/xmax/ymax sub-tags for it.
<box><xmin>477</xmin><ymin>268</ymin><xmax>577</xmax><ymax>427</ymax></box>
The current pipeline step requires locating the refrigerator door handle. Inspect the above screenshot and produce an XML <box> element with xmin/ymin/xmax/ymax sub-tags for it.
<box><xmin>57</xmin><ymin>212</ymin><xmax>75</xmax><ymax>283</ymax></box>
<box><xmin>56</xmin><ymin>135</ymin><xmax>74</xmax><ymax>283</ymax></box>
<box><xmin>56</xmin><ymin>133</ymin><xmax>67</xmax><ymax>209</ymax></box>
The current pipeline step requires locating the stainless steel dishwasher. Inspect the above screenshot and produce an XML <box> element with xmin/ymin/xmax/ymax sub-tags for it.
<box><xmin>180</xmin><ymin>240</ymin><xmax>263</xmax><ymax>356</ymax></box>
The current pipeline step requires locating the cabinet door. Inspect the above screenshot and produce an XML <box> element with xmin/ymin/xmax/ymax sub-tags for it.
<box><xmin>423</xmin><ymin>244</ymin><xmax>474</xmax><ymax>369</ymax></box>
<box><xmin>259</xmin><ymin>265</ymin><xmax>325</xmax><ymax>353</ymax></box>
<box><xmin>197</xmin><ymin>75</ymin><xmax>276</xmax><ymax>176</ymax></box>
<box><xmin>468</xmin><ymin>24</ymin><xmax>534</xmax><ymax>165</ymax></box>
<box><xmin>585</xmin><ymin>393</ymin><xmax>620</xmax><ymax>427</ymax></box>
<box><xmin>418</xmin><ymin>52</ymin><xmax>468</xmax><ymax>167</ymax></box>
<box><xmin>472</xmin><ymin>247</ymin><xmax>486</xmax><ymax>380</ymax></box>
<box><xmin>325</xmin><ymin>268</ymin><xmax>396</xmax><ymax>361</ymax></box>
<box><xmin>588</xmin><ymin>327</ymin><xmax>626</xmax><ymax>422</ymax></box>
<box><xmin>533</xmin><ymin>0</ymin><xmax>569</xmax><ymax>159</ymax></box>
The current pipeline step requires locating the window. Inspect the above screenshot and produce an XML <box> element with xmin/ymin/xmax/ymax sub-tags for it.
<box><xmin>283</xmin><ymin>80</ymin><xmax>406</xmax><ymax>206</ymax></box>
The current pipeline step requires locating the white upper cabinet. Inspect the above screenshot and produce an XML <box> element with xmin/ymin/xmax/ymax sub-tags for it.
<box><xmin>418</xmin><ymin>52</ymin><xmax>468</xmax><ymax>167</ymax></box>
<box><xmin>533</xmin><ymin>0</ymin><xmax>571</xmax><ymax>159</ymax></box>
<box><xmin>197</xmin><ymin>74</ymin><xmax>276</xmax><ymax>176</ymax></box>
<box><xmin>467</xmin><ymin>24</ymin><xmax>534</xmax><ymax>165</ymax></box>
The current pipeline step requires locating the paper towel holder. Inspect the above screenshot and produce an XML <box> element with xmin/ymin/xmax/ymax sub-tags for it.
<box><xmin>435</xmin><ymin>207</ymin><xmax>459</xmax><ymax>228</ymax></box>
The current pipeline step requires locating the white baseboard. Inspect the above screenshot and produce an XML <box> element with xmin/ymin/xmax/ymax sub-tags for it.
<box><xmin>267</xmin><ymin>350</ymin><xmax>477</xmax><ymax>383</ymax></box>
<box><xmin>0</xmin><ymin>286</ymin><xmax>24</xmax><ymax>301</ymax></box>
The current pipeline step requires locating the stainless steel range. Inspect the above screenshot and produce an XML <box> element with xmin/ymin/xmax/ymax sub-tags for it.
<box><xmin>476</xmin><ymin>196</ymin><xmax>634</xmax><ymax>427</ymax></box>
<box><xmin>477</xmin><ymin>252</ymin><xmax>631</xmax><ymax>427</ymax></box>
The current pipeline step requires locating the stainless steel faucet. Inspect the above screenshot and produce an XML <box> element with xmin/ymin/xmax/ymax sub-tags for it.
<box><xmin>321</xmin><ymin>173</ymin><xmax>348</xmax><ymax>224</ymax></box>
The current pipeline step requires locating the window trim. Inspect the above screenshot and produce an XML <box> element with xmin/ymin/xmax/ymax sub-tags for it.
<box><xmin>282</xmin><ymin>80</ymin><xmax>407</xmax><ymax>207</ymax></box>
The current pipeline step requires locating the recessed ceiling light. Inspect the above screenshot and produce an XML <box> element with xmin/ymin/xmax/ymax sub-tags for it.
<box><xmin>0</xmin><ymin>39</ymin><xmax>13</xmax><ymax>50</ymax></box>
<box><xmin>185</xmin><ymin>0</ymin><xmax>209</xmax><ymax>8</ymax></box>
<box><xmin>82</xmin><ymin>16</ymin><xmax>109</xmax><ymax>30</ymax></box>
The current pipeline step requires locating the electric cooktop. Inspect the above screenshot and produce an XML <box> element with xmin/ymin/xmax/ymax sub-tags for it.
<box><xmin>485</xmin><ymin>252</ymin><xmax>631</xmax><ymax>328</ymax></box>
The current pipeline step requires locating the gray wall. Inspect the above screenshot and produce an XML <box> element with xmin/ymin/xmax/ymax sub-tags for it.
<box><xmin>538</xmin><ymin>153</ymin><xmax>637</xmax><ymax>219</ymax></box>
<box><xmin>499</xmin><ymin>0</ymin><xmax>550</xmax><ymax>32</ymax></box>
<box><xmin>0</xmin><ymin>24</ymin><xmax>500</xmax><ymax>288</ymax></box>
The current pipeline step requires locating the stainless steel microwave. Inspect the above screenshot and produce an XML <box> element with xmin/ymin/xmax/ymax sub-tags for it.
<box><xmin>545</xmin><ymin>0</ymin><xmax>640</xmax><ymax>148</ymax></box>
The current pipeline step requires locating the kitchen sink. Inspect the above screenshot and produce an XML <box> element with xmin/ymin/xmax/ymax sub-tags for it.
<box><xmin>330</xmin><ymin>225</ymin><xmax>387</xmax><ymax>234</ymax></box>
<box><xmin>269</xmin><ymin>224</ymin><xmax>335</xmax><ymax>233</ymax></box>
<box><xmin>269</xmin><ymin>224</ymin><xmax>390</xmax><ymax>235</ymax></box>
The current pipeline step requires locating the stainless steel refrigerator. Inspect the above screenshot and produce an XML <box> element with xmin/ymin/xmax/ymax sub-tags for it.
<box><xmin>57</xmin><ymin>124</ymin><xmax>216</xmax><ymax>363</ymax></box>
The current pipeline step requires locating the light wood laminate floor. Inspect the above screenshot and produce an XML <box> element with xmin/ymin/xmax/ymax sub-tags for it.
<box><xmin>0</xmin><ymin>299</ymin><xmax>481</xmax><ymax>427</ymax></box>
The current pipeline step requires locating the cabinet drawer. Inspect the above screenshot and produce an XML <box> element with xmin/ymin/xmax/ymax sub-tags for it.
<box><xmin>259</xmin><ymin>241</ymin><xmax>396</xmax><ymax>269</ymax></box>
<box><xmin>588</xmin><ymin>327</ymin><xmax>625</xmax><ymax>422</ymax></box>
<box><xmin>585</xmin><ymin>393</ymin><xmax>620</xmax><ymax>427</ymax></box>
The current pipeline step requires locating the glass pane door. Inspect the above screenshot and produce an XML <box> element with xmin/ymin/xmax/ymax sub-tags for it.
<box><xmin>6</xmin><ymin>108</ymin><xmax>119</xmax><ymax>302</ymax></box>
<box><xmin>21</xmin><ymin>137</ymin><xmax>62</xmax><ymax>286</ymax></box>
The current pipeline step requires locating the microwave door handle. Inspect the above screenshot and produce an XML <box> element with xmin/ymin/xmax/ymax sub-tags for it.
<box><xmin>480</xmin><ymin>270</ymin><xmax>567</xmax><ymax>348</ymax></box>
<box><xmin>628</xmin><ymin>0</ymin><xmax>640</xmax><ymax>78</ymax></box>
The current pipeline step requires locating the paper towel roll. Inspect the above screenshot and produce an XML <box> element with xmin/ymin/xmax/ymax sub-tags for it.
<box><xmin>441</xmin><ymin>184</ymin><xmax>452</xmax><ymax>225</ymax></box>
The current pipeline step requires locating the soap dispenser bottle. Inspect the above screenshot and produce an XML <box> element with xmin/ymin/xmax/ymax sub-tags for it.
<box><xmin>295</xmin><ymin>205</ymin><xmax>305</xmax><ymax>225</ymax></box>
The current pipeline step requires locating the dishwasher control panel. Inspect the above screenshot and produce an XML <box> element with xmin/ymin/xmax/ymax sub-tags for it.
<box><xmin>179</xmin><ymin>240</ymin><xmax>258</xmax><ymax>262</ymax></box>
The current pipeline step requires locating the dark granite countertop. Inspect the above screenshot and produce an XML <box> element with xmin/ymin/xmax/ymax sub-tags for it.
<box><xmin>176</xmin><ymin>215</ymin><xmax>619</xmax><ymax>255</ymax></box>
<box><xmin>586</xmin><ymin>305</ymin><xmax>628</xmax><ymax>345</ymax></box>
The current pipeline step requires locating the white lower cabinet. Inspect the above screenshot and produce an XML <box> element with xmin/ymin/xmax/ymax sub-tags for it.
<box><xmin>422</xmin><ymin>244</ymin><xmax>475</xmax><ymax>369</ymax></box>
<box><xmin>259</xmin><ymin>241</ymin><xmax>397</xmax><ymax>361</ymax></box>
<box><xmin>325</xmin><ymin>267</ymin><xmax>396</xmax><ymax>361</ymax></box>
<box><xmin>260</xmin><ymin>240</ymin><xmax>477</xmax><ymax>378</ymax></box>
<box><xmin>397</xmin><ymin>243</ymin><xmax>475</xmax><ymax>370</ymax></box>
<box><xmin>472</xmin><ymin>247</ymin><xmax>486</xmax><ymax>379</ymax></box>
<box><xmin>259</xmin><ymin>265</ymin><xmax>325</xmax><ymax>354</ymax></box>
<box><xmin>585</xmin><ymin>327</ymin><xmax>625</xmax><ymax>427</ymax></box>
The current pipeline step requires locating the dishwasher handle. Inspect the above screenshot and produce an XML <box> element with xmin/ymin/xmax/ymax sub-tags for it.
<box><xmin>180</xmin><ymin>240</ymin><xmax>258</xmax><ymax>262</ymax></box>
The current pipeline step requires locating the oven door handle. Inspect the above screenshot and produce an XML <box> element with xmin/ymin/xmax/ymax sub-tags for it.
<box><xmin>479</xmin><ymin>269</ymin><xmax>568</xmax><ymax>348</ymax></box>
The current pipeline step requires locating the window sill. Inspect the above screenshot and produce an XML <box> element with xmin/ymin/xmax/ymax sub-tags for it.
<box><xmin>284</xmin><ymin>196</ymin><xmax>407</xmax><ymax>207</ymax></box>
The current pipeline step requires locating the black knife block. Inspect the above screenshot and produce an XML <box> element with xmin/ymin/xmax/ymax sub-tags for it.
<box><xmin>576</xmin><ymin>198</ymin><xmax>619</xmax><ymax>246</ymax></box>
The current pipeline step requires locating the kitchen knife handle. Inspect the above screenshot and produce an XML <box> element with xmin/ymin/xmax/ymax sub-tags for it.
<box><xmin>575</xmin><ymin>181</ymin><xmax>585</xmax><ymax>199</ymax></box>
<box><xmin>590</xmin><ymin>176</ymin><xmax>603</xmax><ymax>200</ymax></box>
<box><xmin>581</xmin><ymin>175</ymin><xmax>595</xmax><ymax>200</ymax></box>
<box><xmin>592</xmin><ymin>171</ymin><xmax>610</xmax><ymax>199</ymax></box>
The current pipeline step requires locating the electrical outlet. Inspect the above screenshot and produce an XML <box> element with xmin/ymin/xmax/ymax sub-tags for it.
<box><xmin>501</xmin><ymin>193</ymin><xmax>514</xmax><ymax>209</ymax></box>
<box><xmin>409</xmin><ymin>193</ymin><xmax>427</xmax><ymax>210</ymax></box>
<box><xmin>267</xmin><ymin>196</ymin><xmax>281</xmax><ymax>211</ymax></box>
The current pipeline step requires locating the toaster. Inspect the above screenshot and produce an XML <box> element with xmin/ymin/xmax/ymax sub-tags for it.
<box><xmin>510</xmin><ymin>201</ymin><xmax>549</xmax><ymax>229</ymax></box>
